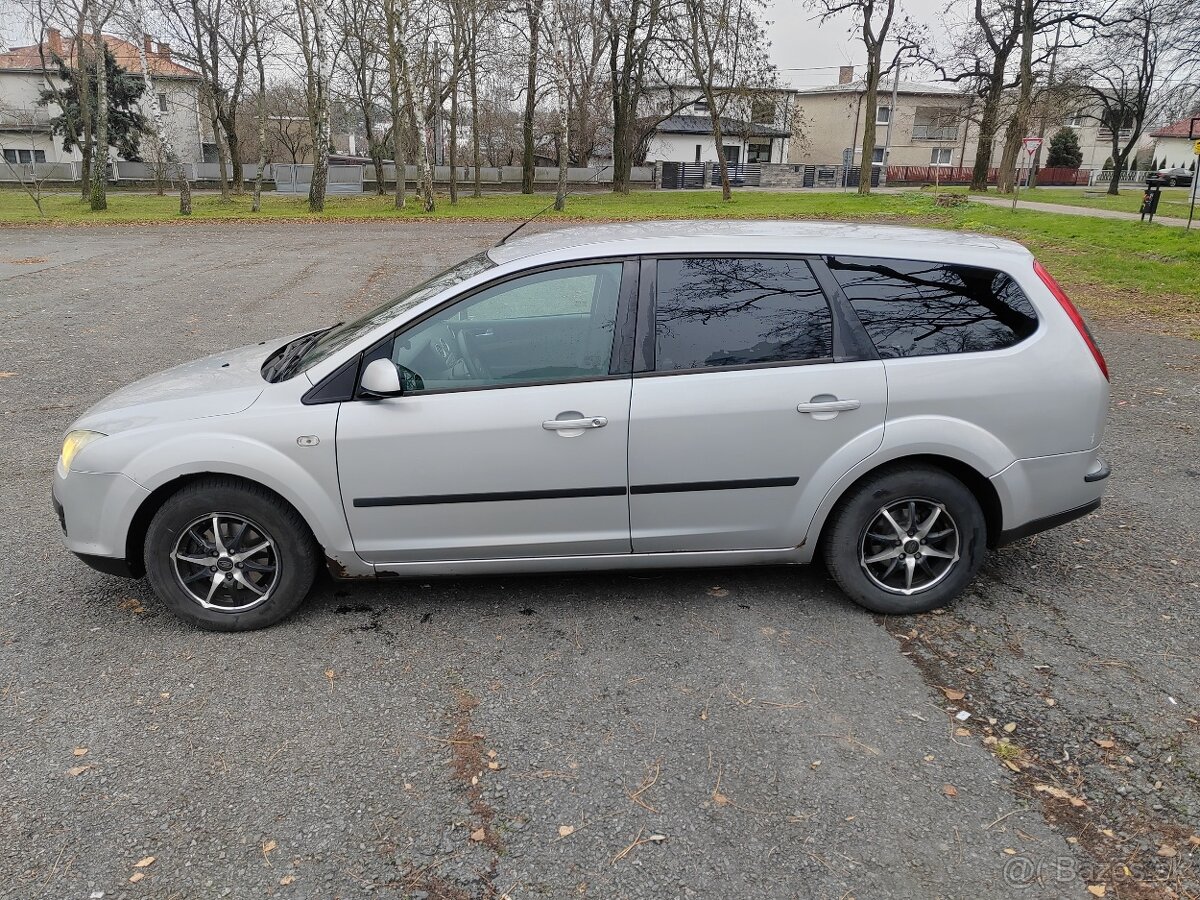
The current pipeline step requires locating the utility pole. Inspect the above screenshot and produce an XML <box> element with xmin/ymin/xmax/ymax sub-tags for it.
<box><xmin>1032</xmin><ymin>21</ymin><xmax>1062</xmax><ymax>186</ymax></box>
<box><xmin>882</xmin><ymin>51</ymin><xmax>901</xmax><ymax>186</ymax></box>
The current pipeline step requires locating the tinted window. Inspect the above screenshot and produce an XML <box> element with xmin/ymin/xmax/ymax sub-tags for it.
<box><xmin>828</xmin><ymin>257</ymin><xmax>1038</xmax><ymax>358</ymax></box>
<box><xmin>654</xmin><ymin>257</ymin><xmax>832</xmax><ymax>371</ymax></box>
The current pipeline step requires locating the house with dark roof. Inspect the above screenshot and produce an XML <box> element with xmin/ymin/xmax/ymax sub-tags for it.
<box><xmin>0</xmin><ymin>28</ymin><xmax>207</xmax><ymax>169</ymax></box>
<box><xmin>639</xmin><ymin>85</ymin><xmax>796</xmax><ymax>165</ymax></box>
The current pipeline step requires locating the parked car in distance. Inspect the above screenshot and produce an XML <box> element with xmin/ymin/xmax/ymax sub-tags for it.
<box><xmin>1149</xmin><ymin>167</ymin><xmax>1193</xmax><ymax>187</ymax></box>
<box><xmin>53</xmin><ymin>221</ymin><xmax>1112</xmax><ymax>631</ymax></box>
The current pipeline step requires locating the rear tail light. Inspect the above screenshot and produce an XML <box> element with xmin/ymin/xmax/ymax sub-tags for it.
<box><xmin>1033</xmin><ymin>259</ymin><xmax>1109</xmax><ymax>381</ymax></box>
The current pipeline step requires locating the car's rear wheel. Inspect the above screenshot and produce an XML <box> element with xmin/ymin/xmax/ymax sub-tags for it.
<box><xmin>821</xmin><ymin>465</ymin><xmax>987</xmax><ymax>615</ymax></box>
<box><xmin>144</xmin><ymin>477</ymin><xmax>318</xmax><ymax>630</ymax></box>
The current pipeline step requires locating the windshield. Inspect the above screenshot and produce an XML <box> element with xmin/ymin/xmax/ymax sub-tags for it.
<box><xmin>293</xmin><ymin>251</ymin><xmax>496</xmax><ymax>374</ymax></box>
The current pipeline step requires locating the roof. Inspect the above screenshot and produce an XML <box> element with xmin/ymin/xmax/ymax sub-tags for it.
<box><xmin>0</xmin><ymin>33</ymin><xmax>200</xmax><ymax>80</ymax></box>
<box><xmin>797</xmin><ymin>80</ymin><xmax>966</xmax><ymax>99</ymax></box>
<box><xmin>487</xmin><ymin>220</ymin><xmax>1030</xmax><ymax>267</ymax></box>
<box><xmin>1149</xmin><ymin>117</ymin><xmax>1198</xmax><ymax>139</ymax></box>
<box><xmin>657</xmin><ymin>115</ymin><xmax>790</xmax><ymax>139</ymax></box>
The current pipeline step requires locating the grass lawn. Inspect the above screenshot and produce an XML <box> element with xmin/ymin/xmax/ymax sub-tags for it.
<box><xmin>971</xmin><ymin>185</ymin><xmax>1198</xmax><ymax>218</ymax></box>
<box><xmin>4</xmin><ymin>186</ymin><xmax>1199</xmax><ymax>336</ymax></box>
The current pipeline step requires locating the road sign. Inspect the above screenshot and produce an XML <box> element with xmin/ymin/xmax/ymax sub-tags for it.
<box><xmin>1194</xmin><ymin>139</ymin><xmax>1200</xmax><ymax>156</ymax></box>
<box><xmin>1021</xmin><ymin>137</ymin><xmax>1042</xmax><ymax>157</ymax></box>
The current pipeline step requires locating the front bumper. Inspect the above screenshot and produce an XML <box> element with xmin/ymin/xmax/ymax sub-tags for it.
<box><xmin>53</xmin><ymin>468</ymin><xmax>150</xmax><ymax>577</ymax></box>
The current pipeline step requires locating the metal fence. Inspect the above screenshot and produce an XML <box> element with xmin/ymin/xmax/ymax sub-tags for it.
<box><xmin>0</xmin><ymin>161</ymin><xmax>77</xmax><ymax>182</ymax></box>
<box><xmin>712</xmin><ymin>164</ymin><xmax>761</xmax><ymax>187</ymax></box>
<box><xmin>884</xmin><ymin>165</ymin><xmax>1091</xmax><ymax>186</ymax></box>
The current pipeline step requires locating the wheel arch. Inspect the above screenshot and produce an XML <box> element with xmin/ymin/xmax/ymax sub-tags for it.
<box><xmin>809</xmin><ymin>453</ymin><xmax>1004</xmax><ymax>557</ymax></box>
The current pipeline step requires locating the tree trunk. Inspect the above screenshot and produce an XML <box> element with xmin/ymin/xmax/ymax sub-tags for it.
<box><xmin>858</xmin><ymin>52</ymin><xmax>881</xmax><ymax>196</ymax></box>
<box><xmin>253</xmin><ymin>41</ymin><xmax>267</xmax><ymax>211</ymax></box>
<box><xmin>211</xmin><ymin>108</ymin><xmax>231</xmax><ymax>200</ymax></box>
<box><xmin>385</xmin><ymin>0</ymin><xmax>407</xmax><ymax>209</ymax></box>
<box><xmin>226</xmin><ymin>122</ymin><xmax>244</xmax><ymax>193</ymax></box>
<box><xmin>552</xmin><ymin>47</ymin><xmax>569</xmax><ymax>210</ymax></box>
<box><xmin>970</xmin><ymin>73</ymin><xmax>1005</xmax><ymax>191</ymax></box>
<box><xmin>705</xmin><ymin>90</ymin><xmax>731</xmax><ymax>201</ymax></box>
<box><xmin>401</xmin><ymin>54</ymin><xmax>434</xmax><ymax>211</ymax></box>
<box><xmin>74</xmin><ymin>18</ymin><xmax>93</xmax><ymax>201</ymax></box>
<box><xmin>132</xmin><ymin>0</ymin><xmax>192</xmax><ymax>216</ymax></box>
<box><xmin>997</xmin><ymin>0</ymin><xmax>1034</xmax><ymax>194</ymax></box>
<box><xmin>470</xmin><ymin>53</ymin><xmax>482</xmax><ymax>198</ymax></box>
<box><xmin>88</xmin><ymin>16</ymin><xmax>108</xmax><ymax>211</ymax></box>
<box><xmin>521</xmin><ymin>0</ymin><xmax>542</xmax><ymax>194</ymax></box>
<box><xmin>449</xmin><ymin>63</ymin><xmax>459</xmax><ymax>204</ymax></box>
<box><xmin>307</xmin><ymin>0</ymin><xmax>330</xmax><ymax>213</ymax></box>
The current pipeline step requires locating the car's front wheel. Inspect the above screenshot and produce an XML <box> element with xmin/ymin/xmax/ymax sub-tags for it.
<box><xmin>821</xmin><ymin>465</ymin><xmax>987</xmax><ymax>615</ymax></box>
<box><xmin>1168</xmin><ymin>177</ymin><xmax>1178</xmax><ymax>186</ymax></box>
<box><xmin>144</xmin><ymin>477</ymin><xmax>319</xmax><ymax>630</ymax></box>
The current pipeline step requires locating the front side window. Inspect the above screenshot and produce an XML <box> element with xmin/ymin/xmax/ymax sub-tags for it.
<box><xmin>390</xmin><ymin>263</ymin><xmax>623</xmax><ymax>392</ymax></box>
<box><xmin>654</xmin><ymin>257</ymin><xmax>832</xmax><ymax>371</ymax></box>
<box><xmin>827</xmin><ymin>257</ymin><xmax>1038</xmax><ymax>358</ymax></box>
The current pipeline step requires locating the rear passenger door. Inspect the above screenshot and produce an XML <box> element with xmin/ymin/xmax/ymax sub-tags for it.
<box><xmin>627</xmin><ymin>256</ymin><xmax>887</xmax><ymax>553</ymax></box>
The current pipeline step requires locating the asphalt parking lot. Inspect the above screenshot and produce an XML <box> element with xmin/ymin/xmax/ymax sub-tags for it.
<box><xmin>1</xmin><ymin>222</ymin><xmax>1197</xmax><ymax>900</ymax></box>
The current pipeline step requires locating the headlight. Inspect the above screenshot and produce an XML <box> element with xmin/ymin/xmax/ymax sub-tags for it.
<box><xmin>59</xmin><ymin>430</ymin><xmax>106</xmax><ymax>472</ymax></box>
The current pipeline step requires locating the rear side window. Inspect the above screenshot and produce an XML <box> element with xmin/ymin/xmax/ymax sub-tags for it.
<box><xmin>654</xmin><ymin>257</ymin><xmax>832</xmax><ymax>371</ymax></box>
<box><xmin>827</xmin><ymin>257</ymin><xmax>1038</xmax><ymax>358</ymax></box>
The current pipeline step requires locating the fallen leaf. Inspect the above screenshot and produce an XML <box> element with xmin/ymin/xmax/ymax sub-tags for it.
<box><xmin>646</xmin><ymin>833</ymin><xmax>667</xmax><ymax>842</ymax></box>
<box><xmin>1157</xmin><ymin>844</ymin><xmax>1177</xmax><ymax>858</ymax></box>
<box><xmin>1044</xmin><ymin>698</ymin><xmax>1056</xmax><ymax>706</ymax></box>
<box><xmin>134</xmin><ymin>856</ymin><xmax>155</xmax><ymax>867</ymax></box>
<box><xmin>403</xmin><ymin>782</ymin><xmax>413</xmax><ymax>790</ymax></box>
<box><xmin>1086</xmin><ymin>886</ymin><xmax>1106</xmax><ymax>897</ymax></box>
<box><xmin>73</xmin><ymin>747</ymin><xmax>88</xmax><ymax>757</ymax></box>
<box><xmin>487</xmin><ymin>749</ymin><xmax>497</xmax><ymax>759</ymax></box>
<box><xmin>66</xmin><ymin>764</ymin><xmax>94</xmax><ymax>777</ymax></box>
<box><xmin>1034</xmin><ymin>784</ymin><xmax>1086</xmax><ymax>807</ymax></box>
<box><xmin>943</xmin><ymin>784</ymin><xmax>958</xmax><ymax>797</ymax></box>
<box><xmin>810</xmin><ymin>760</ymin><xmax>822</xmax><ymax>769</ymax></box>
<box><xmin>1003</xmin><ymin>722</ymin><xmax>1017</xmax><ymax>733</ymax></box>
<box><xmin>1093</xmin><ymin>738</ymin><xmax>1115</xmax><ymax>749</ymax></box>
<box><xmin>712</xmin><ymin>791</ymin><xmax>730</xmax><ymax>807</ymax></box>
<box><xmin>470</xmin><ymin>828</ymin><xmax>486</xmax><ymax>842</ymax></box>
<box><xmin>0</xmin><ymin>373</ymin><xmax>15</xmax><ymax>378</ymax></box>
<box><xmin>558</xmin><ymin>825</ymin><xmax>575</xmax><ymax>838</ymax></box>
<box><xmin>1189</xmin><ymin>835</ymin><xmax>1200</xmax><ymax>847</ymax></box>
<box><xmin>1101</xmin><ymin>829</ymin><xmax>1116</xmax><ymax>838</ymax></box>
<box><xmin>487</xmin><ymin>761</ymin><xmax>501</xmax><ymax>770</ymax></box>
<box><xmin>940</xmin><ymin>687</ymin><xmax>966</xmax><ymax>701</ymax></box>
<box><xmin>707</xmin><ymin>586</ymin><xmax>728</xmax><ymax>597</ymax></box>
<box><xmin>262</xmin><ymin>839</ymin><xmax>277</xmax><ymax>855</ymax></box>
<box><xmin>280</xmin><ymin>874</ymin><xmax>295</xmax><ymax>885</ymax></box>
<box><xmin>159</xmin><ymin>692</ymin><xmax>170</xmax><ymax>699</ymax></box>
<box><xmin>954</xmin><ymin>727</ymin><xmax>971</xmax><ymax>737</ymax></box>
<box><xmin>1003</xmin><ymin>848</ymin><xmax>1016</xmax><ymax>855</ymax></box>
<box><xmin>129</xmin><ymin>872</ymin><xmax>145</xmax><ymax>883</ymax></box>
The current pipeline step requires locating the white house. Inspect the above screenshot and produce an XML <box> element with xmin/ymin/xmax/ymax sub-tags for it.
<box><xmin>1149</xmin><ymin>117</ymin><xmax>1199</xmax><ymax>170</ymax></box>
<box><xmin>0</xmin><ymin>28</ymin><xmax>207</xmax><ymax>169</ymax></box>
<box><xmin>642</xmin><ymin>86</ymin><xmax>795</xmax><ymax>165</ymax></box>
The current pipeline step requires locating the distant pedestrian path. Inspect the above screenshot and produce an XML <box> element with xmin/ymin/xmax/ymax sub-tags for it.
<box><xmin>970</xmin><ymin>194</ymin><xmax>1192</xmax><ymax>228</ymax></box>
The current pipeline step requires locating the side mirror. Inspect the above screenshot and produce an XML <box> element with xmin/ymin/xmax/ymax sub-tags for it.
<box><xmin>359</xmin><ymin>358</ymin><xmax>404</xmax><ymax>399</ymax></box>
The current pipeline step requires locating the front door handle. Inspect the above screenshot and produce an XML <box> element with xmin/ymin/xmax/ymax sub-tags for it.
<box><xmin>796</xmin><ymin>399</ymin><xmax>860</xmax><ymax>413</ymax></box>
<box><xmin>542</xmin><ymin>415</ymin><xmax>608</xmax><ymax>431</ymax></box>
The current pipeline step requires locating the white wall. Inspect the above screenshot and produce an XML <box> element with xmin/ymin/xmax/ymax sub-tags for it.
<box><xmin>1153</xmin><ymin>136</ymin><xmax>1196</xmax><ymax>170</ymax></box>
<box><xmin>647</xmin><ymin>132</ymin><xmax>740</xmax><ymax>163</ymax></box>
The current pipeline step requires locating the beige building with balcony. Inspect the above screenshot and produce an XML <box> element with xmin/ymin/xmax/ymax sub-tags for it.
<box><xmin>788</xmin><ymin>66</ymin><xmax>977</xmax><ymax>169</ymax></box>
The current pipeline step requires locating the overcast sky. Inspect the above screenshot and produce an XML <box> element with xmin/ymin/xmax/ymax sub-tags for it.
<box><xmin>765</xmin><ymin>0</ymin><xmax>946</xmax><ymax>88</ymax></box>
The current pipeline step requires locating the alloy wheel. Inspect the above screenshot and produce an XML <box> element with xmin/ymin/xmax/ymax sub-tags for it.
<box><xmin>859</xmin><ymin>498</ymin><xmax>960</xmax><ymax>596</ymax></box>
<box><xmin>171</xmin><ymin>513</ymin><xmax>280</xmax><ymax>612</ymax></box>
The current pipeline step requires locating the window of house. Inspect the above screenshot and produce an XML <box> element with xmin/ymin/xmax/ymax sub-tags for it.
<box><xmin>871</xmin><ymin>147</ymin><xmax>885</xmax><ymax>165</ymax></box>
<box><xmin>158</xmin><ymin>93</ymin><xmax>168</xmax><ymax>113</ymax></box>
<box><xmin>34</xmin><ymin>149</ymin><xmax>45</xmax><ymax>163</ymax></box>
<box><xmin>654</xmin><ymin>257</ymin><xmax>833</xmax><ymax>371</ymax></box>
<box><xmin>747</xmin><ymin>142</ymin><xmax>772</xmax><ymax>163</ymax></box>
<box><xmin>1066</xmin><ymin>109</ymin><xmax>1087</xmax><ymax>127</ymax></box>
<box><xmin>694</xmin><ymin>144</ymin><xmax>702</xmax><ymax>163</ymax></box>
<box><xmin>2</xmin><ymin>149</ymin><xmax>17</xmax><ymax>164</ymax></box>
<box><xmin>826</xmin><ymin>257</ymin><xmax>1039</xmax><ymax>358</ymax></box>
<box><xmin>876</xmin><ymin>106</ymin><xmax>891</xmax><ymax>125</ymax></box>
<box><xmin>930</xmin><ymin>148</ymin><xmax>953</xmax><ymax>166</ymax></box>
<box><xmin>693</xmin><ymin>98</ymin><xmax>709</xmax><ymax>113</ymax></box>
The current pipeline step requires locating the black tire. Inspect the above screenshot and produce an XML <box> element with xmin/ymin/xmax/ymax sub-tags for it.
<box><xmin>821</xmin><ymin>465</ymin><xmax>987</xmax><ymax>615</ymax></box>
<box><xmin>144</xmin><ymin>477</ymin><xmax>319</xmax><ymax>631</ymax></box>
<box><xmin>1168</xmin><ymin>177</ymin><xmax>1178</xmax><ymax>187</ymax></box>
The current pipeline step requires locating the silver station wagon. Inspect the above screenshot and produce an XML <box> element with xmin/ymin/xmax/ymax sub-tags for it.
<box><xmin>53</xmin><ymin>221</ymin><xmax>1111</xmax><ymax>630</ymax></box>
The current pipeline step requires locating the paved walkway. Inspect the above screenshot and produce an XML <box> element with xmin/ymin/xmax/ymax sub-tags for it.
<box><xmin>970</xmin><ymin>192</ymin><xmax>1195</xmax><ymax>227</ymax></box>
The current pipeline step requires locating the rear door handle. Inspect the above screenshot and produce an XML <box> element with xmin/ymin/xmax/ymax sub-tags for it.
<box><xmin>796</xmin><ymin>399</ymin><xmax>860</xmax><ymax>413</ymax></box>
<box><xmin>542</xmin><ymin>416</ymin><xmax>608</xmax><ymax>430</ymax></box>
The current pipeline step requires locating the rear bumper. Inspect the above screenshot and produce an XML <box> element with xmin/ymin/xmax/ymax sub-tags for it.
<box><xmin>996</xmin><ymin>498</ymin><xmax>1101</xmax><ymax>546</ymax></box>
<box><xmin>991</xmin><ymin>451</ymin><xmax>1109</xmax><ymax>546</ymax></box>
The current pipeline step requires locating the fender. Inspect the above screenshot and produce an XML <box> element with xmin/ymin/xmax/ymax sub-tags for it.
<box><xmin>794</xmin><ymin>415</ymin><xmax>1017</xmax><ymax>562</ymax></box>
<box><xmin>75</xmin><ymin>409</ymin><xmax>372</xmax><ymax>577</ymax></box>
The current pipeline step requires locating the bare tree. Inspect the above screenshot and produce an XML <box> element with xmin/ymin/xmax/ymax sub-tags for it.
<box><xmin>1069</xmin><ymin>0</ymin><xmax>1197</xmax><ymax>194</ymax></box>
<box><xmin>332</xmin><ymin>0</ymin><xmax>388</xmax><ymax>193</ymax></box>
<box><xmin>674</xmin><ymin>0</ymin><xmax>774</xmax><ymax>200</ymax></box>
<box><xmin>87</xmin><ymin>0</ymin><xmax>117</xmax><ymax>209</ymax></box>
<box><xmin>807</xmin><ymin>0</ymin><xmax>909</xmax><ymax>195</ymax></box>
<box><xmin>520</xmin><ymin>0</ymin><xmax>544</xmax><ymax>193</ymax></box>
<box><xmin>383</xmin><ymin>0</ymin><xmax>407</xmax><ymax>207</ymax></box>
<box><xmin>544</xmin><ymin>0</ymin><xmax>574</xmax><ymax>208</ymax></box>
<box><xmin>604</xmin><ymin>0</ymin><xmax>668</xmax><ymax>192</ymax></box>
<box><xmin>128</xmin><ymin>0</ymin><xmax>193</xmax><ymax>213</ymax></box>
<box><xmin>292</xmin><ymin>0</ymin><xmax>332</xmax><ymax>210</ymax></box>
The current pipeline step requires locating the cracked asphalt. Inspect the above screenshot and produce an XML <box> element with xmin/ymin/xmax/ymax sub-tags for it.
<box><xmin>1</xmin><ymin>222</ymin><xmax>1197</xmax><ymax>900</ymax></box>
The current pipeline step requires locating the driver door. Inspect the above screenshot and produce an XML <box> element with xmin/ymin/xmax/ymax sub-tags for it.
<box><xmin>336</xmin><ymin>260</ymin><xmax>636</xmax><ymax>564</ymax></box>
